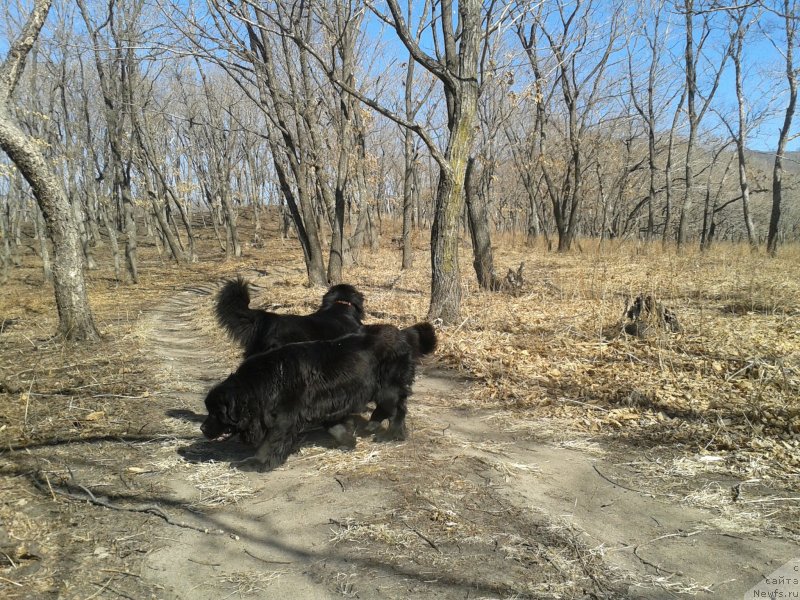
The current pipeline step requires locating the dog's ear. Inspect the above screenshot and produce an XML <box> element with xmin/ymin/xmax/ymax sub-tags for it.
<box><xmin>351</xmin><ymin>290</ymin><xmax>365</xmax><ymax>318</ymax></box>
<box><xmin>207</xmin><ymin>378</ymin><xmax>241</xmax><ymax>425</ymax></box>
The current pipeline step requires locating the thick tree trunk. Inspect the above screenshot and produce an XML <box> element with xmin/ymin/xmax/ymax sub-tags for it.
<box><xmin>428</xmin><ymin>103</ymin><xmax>476</xmax><ymax>322</ymax></box>
<box><xmin>0</xmin><ymin>114</ymin><xmax>99</xmax><ymax>340</ymax></box>
<box><xmin>428</xmin><ymin>167</ymin><xmax>461</xmax><ymax>322</ymax></box>
<box><xmin>0</xmin><ymin>0</ymin><xmax>98</xmax><ymax>340</ymax></box>
<box><xmin>426</xmin><ymin>0</ymin><xmax>481</xmax><ymax>323</ymax></box>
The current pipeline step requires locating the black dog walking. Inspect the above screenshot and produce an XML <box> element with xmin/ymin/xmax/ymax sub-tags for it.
<box><xmin>215</xmin><ymin>277</ymin><xmax>365</xmax><ymax>357</ymax></box>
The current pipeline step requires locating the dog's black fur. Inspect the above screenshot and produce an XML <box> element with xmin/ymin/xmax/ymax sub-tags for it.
<box><xmin>201</xmin><ymin>322</ymin><xmax>437</xmax><ymax>471</ymax></box>
<box><xmin>215</xmin><ymin>277</ymin><xmax>365</xmax><ymax>357</ymax></box>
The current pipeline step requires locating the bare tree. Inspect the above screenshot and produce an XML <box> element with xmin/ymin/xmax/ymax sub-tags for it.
<box><xmin>77</xmin><ymin>0</ymin><xmax>142</xmax><ymax>282</ymax></box>
<box><xmin>383</xmin><ymin>0</ymin><xmax>484</xmax><ymax>320</ymax></box>
<box><xmin>0</xmin><ymin>0</ymin><xmax>98</xmax><ymax>340</ymax></box>
<box><xmin>518</xmin><ymin>0</ymin><xmax>621</xmax><ymax>252</ymax></box>
<box><xmin>400</xmin><ymin>0</ymin><xmax>434</xmax><ymax>270</ymax></box>
<box><xmin>677</xmin><ymin>0</ymin><xmax>733</xmax><ymax>249</ymax></box>
<box><xmin>724</xmin><ymin>4</ymin><xmax>759</xmax><ymax>248</ymax></box>
<box><xmin>766</xmin><ymin>0</ymin><xmax>798</xmax><ymax>256</ymax></box>
<box><xmin>627</xmin><ymin>0</ymin><xmax>669</xmax><ymax>240</ymax></box>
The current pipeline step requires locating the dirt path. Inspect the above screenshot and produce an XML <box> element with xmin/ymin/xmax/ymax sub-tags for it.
<box><xmin>135</xmin><ymin>277</ymin><xmax>800</xmax><ymax>599</ymax></box>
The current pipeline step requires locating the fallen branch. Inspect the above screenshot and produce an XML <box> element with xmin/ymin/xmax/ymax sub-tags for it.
<box><xmin>592</xmin><ymin>464</ymin><xmax>654</xmax><ymax>496</ymax></box>
<box><xmin>85</xmin><ymin>577</ymin><xmax>114</xmax><ymax>600</ymax></box>
<box><xmin>402</xmin><ymin>519</ymin><xmax>441</xmax><ymax>553</ymax></box>
<box><xmin>244</xmin><ymin>549</ymin><xmax>293</xmax><ymax>565</ymax></box>
<box><xmin>632</xmin><ymin>545</ymin><xmax>680</xmax><ymax>576</ymax></box>
<box><xmin>33</xmin><ymin>477</ymin><xmax>224</xmax><ymax>535</ymax></box>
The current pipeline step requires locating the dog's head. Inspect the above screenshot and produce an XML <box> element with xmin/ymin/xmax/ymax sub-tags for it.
<box><xmin>201</xmin><ymin>377</ymin><xmax>246</xmax><ymax>442</ymax></box>
<box><xmin>321</xmin><ymin>284</ymin><xmax>365</xmax><ymax>320</ymax></box>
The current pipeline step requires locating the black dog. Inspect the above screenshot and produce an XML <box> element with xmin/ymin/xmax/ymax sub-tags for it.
<box><xmin>215</xmin><ymin>277</ymin><xmax>365</xmax><ymax>357</ymax></box>
<box><xmin>201</xmin><ymin>322</ymin><xmax>437</xmax><ymax>471</ymax></box>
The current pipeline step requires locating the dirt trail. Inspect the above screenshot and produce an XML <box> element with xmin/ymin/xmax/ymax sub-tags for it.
<box><xmin>136</xmin><ymin>277</ymin><xmax>799</xmax><ymax>599</ymax></box>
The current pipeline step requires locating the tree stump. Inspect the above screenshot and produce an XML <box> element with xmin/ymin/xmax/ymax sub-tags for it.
<box><xmin>605</xmin><ymin>294</ymin><xmax>682</xmax><ymax>339</ymax></box>
<box><xmin>499</xmin><ymin>262</ymin><xmax>525</xmax><ymax>295</ymax></box>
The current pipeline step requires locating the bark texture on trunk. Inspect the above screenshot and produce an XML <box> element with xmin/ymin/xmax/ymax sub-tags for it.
<box><xmin>0</xmin><ymin>0</ymin><xmax>98</xmax><ymax>340</ymax></box>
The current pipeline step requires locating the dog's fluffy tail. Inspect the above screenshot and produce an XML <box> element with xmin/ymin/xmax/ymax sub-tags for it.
<box><xmin>215</xmin><ymin>277</ymin><xmax>262</xmax><ymax>348</ymax></box>
<box><xmin>403</xmin><ymin>322</ymin><xmax>437</xmax><ymax>357</ymax></box>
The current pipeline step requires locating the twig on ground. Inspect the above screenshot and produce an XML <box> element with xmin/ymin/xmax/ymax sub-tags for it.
<box><xmin>632</xmin><ymin>545</ymin><xmax>680</xmax><ymax>576</ymax></box>
<box><xmin>592</xmin><ymin>464</ymin><xmax>656</xmax><ymax>496</ymax></box>
<box><xmin>243</xmin><ymin>549</ymin><xmax>293</xmax><ymax>565</ymax></box>
<box><xmin>84</xmin><ymin>577</ymin><xmax>114</xmax><ymax>600</ymax></box>
<box><xmin>43</xmin><ymin>471</ymin><xmax>57</xmax><ymax>502</ymax></box>
<box><xmin>401</xmin><ymin>519</ymin><xmax>441</xmax><ymax>553</ymax></box>
<box><xmin>188</xmin><ymin>558</ymin><xmax>221</xmax><ymax>567</ymax></box>
<box><xmin>99</xmin><ymin>569</ymin><xmax>141</xmax><ymax>578</ymax></box>
<box><xmin>0</xmin><ymin>576</ymin><xmax>23</xmax><ymax>587</ymax></box>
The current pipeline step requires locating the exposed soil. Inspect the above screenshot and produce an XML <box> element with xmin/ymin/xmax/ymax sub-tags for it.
<box><xmin>2</xmin><ymin>263</ymin><xmax>798</xmax><ymax>599</ymax></box>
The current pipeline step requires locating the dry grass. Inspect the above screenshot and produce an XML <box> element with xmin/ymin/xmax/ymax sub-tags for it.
<box><xmin>1</xmin><ymin>213</ymin><xmax>799</xmax><ymax>596</ymax></box>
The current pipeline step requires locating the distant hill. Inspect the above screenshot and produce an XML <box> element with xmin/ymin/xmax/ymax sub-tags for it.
<box><xmin>745</xmin><ymin>149</ymin><xmax>800</xmax><ymax>175</ymax></box>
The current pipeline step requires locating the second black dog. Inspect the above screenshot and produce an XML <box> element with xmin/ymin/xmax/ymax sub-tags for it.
<box><xmin>201</xmin><ymin>322</ymin><xmax>437</xmax><ymax>472</ymax></box>
<box><xmin>215</xmin><ymin>277</ymin><xmax>365</xmax><ymax>357</ymax></box>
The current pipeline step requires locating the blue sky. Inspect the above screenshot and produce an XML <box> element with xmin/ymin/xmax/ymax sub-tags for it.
<box><xmin>1</xmin><ymin>0</ymin><xmax>797</xmax><ymax>154</ymax></box>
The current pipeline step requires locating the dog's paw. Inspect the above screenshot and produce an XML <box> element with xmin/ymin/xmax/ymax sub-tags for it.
<box><xmin>364</xmin><ymin>420</ymin><xmax>384</xmax><ymax>433</ymax></box>
<box><xmin>374</xmin><ymin>428</ymin><xmax>407</xmax><ymax>443</ymax></box>
<box><xmin>231</xmin><ymin>457</ymin><xmax>269</xmax><ymax>472</ymax></box>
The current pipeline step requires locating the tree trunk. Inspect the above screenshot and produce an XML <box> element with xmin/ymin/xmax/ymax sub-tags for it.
<box><xmin>401</xmin><ymin>129</ymin><xmax>415</xmax><ymax>270</ymax></box>
<box><xmin>465</xmin><ymin>157</ymin><xmax>498</xmax><ymax>290</ymax></box>
<box><xmin>678</xmin><ymin>0</ymin><xmax>697</xmax><ymax>250</ymax></box>
<box><xmin>0</xmin><ymin>121</ymin><xmax>93</xmax><ymax>336</ymax></box>
<box><xmin>118</xmin><ymin>166</ymin><xmax>139</xmax><ymax>282</ymax></box>
<box><xmin>218</xmin><ymin>190</ymin><xmax>242</xmax><ymax>259</ymax></box>
<box><xmin>401</xmin><ymin>41</ymin><xmax>417</xmax><ymax>270</ymax></box>
<box><xmin>767</xmin><ymin>0</ymin><xmax>797</xmax><ymax>257</ymax></box>
<box><xmin>426</xmin><ymin>0</ymin><xmax>481</xmax><ymax>323</ymax></box>
<box><xmin>732</xmin><ymin>16</ymin><xmax>757</xmax><ymax>248</ymax></box>
<box><xmin>36</xmin><ymin>206</ymin><xmax>53</xmax><ymax>281</ymax></box>
<box><xmin>0</xmin><ymin>0</ymin><xmax>98</xmax><ymax>340</ymax></box>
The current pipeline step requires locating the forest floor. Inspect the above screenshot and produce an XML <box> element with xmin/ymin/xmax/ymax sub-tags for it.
<box><xmin>1</xmin><ymin>222</ymin><xmax>799</xmax><ymax>599</ymax></box>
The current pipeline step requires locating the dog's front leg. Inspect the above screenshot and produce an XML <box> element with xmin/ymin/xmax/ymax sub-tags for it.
<box><xmin>234</xmin><ymin>427</ymin><xmax>298</xmax><ymax>472</ymax></box>
<box><xmin>365</xmin><ymin>406</ymin><xmax>389</xmax><ymax>433</ymax></box>
<box><xmin>326</xmin><ymin>420</ymin><xmax>357</xmax><ymax>448</ymax></box>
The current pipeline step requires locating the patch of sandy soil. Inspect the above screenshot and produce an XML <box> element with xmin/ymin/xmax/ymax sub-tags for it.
<box><xmin>129</xmin><ymin>273</ymin><xmax>799</xmax><ymax>600</ymax></box>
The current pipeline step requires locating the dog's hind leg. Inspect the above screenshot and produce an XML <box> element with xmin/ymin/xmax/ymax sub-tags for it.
<box><xmin>375</xmin><ymin>390</ymin><xmax>408</xmax><ymax>442</ymax></box>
